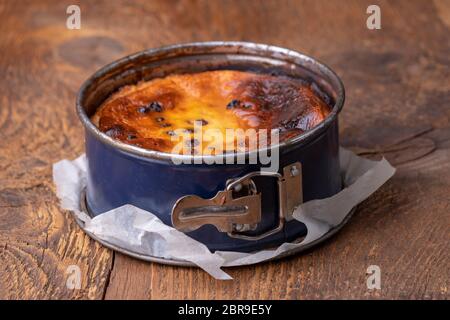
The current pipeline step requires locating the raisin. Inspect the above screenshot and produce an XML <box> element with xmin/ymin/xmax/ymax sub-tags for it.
<box><xmin>183</xmin><ymin>128</ymin><xmax>194</xmax><ymax>134</ymax></box>
<box><xmin>138</xmin><ymin>106</ymin><xmax>148</xmax><ymax>113</ymax></box>
<box><xmin>226</xmin><ymin>99</ymin><xmax>241</xmax><ymax>109</ymax></box>
<box><xmin>185</xmin><ymin>138</ymin><xmax>200</xmax><ymax>147</ymax></box>
<box><xmin>195</xmin><ymin>119</ymin><xmax>208</xmax><ymax>126</ymax></box>
<box><xmin>149</xmin><ymin>101</ymin><xmax>163</xmax><ymax>112</ymax></box>
<box><xmin>280</xmin><ymin>118</ymin><xmax>299</xmax><ymax>130</ymax></box>
<box><xmin>166</xmin><ymin>130</ymin><xmax>176</xmax><ymax>136</ymax></box>
<box><xmin>160</xmin><ymin>123</ymin><xmax>171</xmax><ymax>128</ymax></box>
<box><xmin>138</xmin><ymin>101</ymin><xmax>163</xmax><ymax>113</ymax></box>
<box><xmin>184</xmin><ymin>139</ymin><xmax>200</xmax><ymax>155</ymax></box>
<box><xmin>105</xmin><ymin>125</ymin><xmax>124</xmax><ymax>138</ymax></box>
<box><xmin>155</xmin><ymin>117</ymin><xmax>165</xmax><ymax>122</ymax></box>
<box><xmin>127</xmin><ymin>134</ymin><xmax>137</xmax><ymax>140</ymax></box>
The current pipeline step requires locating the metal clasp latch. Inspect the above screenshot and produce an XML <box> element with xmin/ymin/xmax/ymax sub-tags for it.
<box><xmin>171</xmin><ymin>162</ymin><xmax>302</xmax><ymax>241</ymax></box>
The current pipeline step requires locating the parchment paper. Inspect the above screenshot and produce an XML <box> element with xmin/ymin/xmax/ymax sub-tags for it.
<box><xmin>53</xmin><ymin>148</ymin><xmax>395</xmax><ymax>280</ymax></box>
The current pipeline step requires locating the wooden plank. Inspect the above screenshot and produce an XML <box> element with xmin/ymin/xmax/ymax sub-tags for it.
<box><xmin>0</xmin><ymin>0</ymin><xmax>448</xmax><ymax>299</ymax></box>
<box><xmin>0</xmin><ymin>0</ymin><xmax>116</xmax><ymax>299</ymax></box>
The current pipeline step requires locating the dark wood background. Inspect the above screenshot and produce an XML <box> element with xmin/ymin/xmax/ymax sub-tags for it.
<box><xmin>0</xmin><ymin>0</ymin><xmax>448</xmax><ymax>299</ymax></box>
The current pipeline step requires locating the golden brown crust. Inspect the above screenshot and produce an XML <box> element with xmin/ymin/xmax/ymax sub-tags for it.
<box><xmin>92</xmin><ymin>70</ymin><xmax>331</xmax><ymax>153</ymax></box>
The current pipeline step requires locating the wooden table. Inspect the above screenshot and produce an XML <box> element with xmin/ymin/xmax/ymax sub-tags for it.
<box><xmin>0</xmin><ymin>0</ymin><xmax>448</xmax><ymax>299</ymax></box>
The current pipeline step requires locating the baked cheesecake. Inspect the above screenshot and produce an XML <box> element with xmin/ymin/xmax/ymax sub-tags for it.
<box><xmin>91</xmin><ymin>70</ymin><xmax>332</xmax><ymax>154</ymax></box>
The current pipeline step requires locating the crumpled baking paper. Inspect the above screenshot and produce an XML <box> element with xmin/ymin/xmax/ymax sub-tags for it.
<box><xmin>53</xmin><ymin>148</ymin><xmax>395</xmax><ymax>280</ymax></box>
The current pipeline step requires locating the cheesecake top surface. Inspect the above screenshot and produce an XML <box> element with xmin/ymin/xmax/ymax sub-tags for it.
<box><xmin>91</xmin><ymin>70</ymin><xmax>332</xmax><ymax>154</ymax></box>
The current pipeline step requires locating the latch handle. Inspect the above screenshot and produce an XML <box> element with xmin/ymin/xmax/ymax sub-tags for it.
<box><xmin>171</xmin><ymin>162</ymin><xmax>302</xmax><ymax>241</ymax></box>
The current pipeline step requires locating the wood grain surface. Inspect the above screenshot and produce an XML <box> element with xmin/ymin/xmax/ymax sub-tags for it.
<box><xmin>0</xmin><ymin>0</ymin><xmax>448</xmax><ymax>299</ymax></box>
